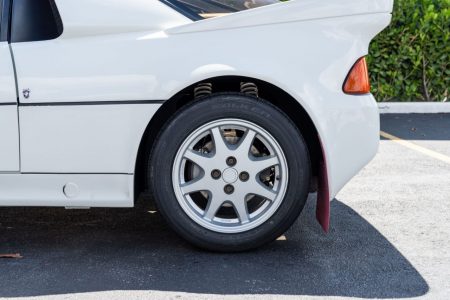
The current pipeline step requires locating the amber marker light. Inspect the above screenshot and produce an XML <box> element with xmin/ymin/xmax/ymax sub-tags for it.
<box><xmin>343</xmin><ymin>57</ymin><xmax>371</xmax><ymax>95</ymax></box>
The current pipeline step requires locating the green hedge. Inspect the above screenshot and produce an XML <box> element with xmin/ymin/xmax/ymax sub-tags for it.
<box><xmin>368</xmin><ymin>0</ymin><xmax>449</xmax><ymax>102</ymax></box>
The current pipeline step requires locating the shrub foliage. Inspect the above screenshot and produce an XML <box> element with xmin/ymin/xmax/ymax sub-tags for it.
<box><xmin>368</xmin><ymin>0</ymin><xmax>449</xmax><ymax>102</ymax></box>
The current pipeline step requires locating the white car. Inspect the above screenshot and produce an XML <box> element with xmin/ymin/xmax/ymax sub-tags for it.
<box><xmin>0</xmin><ymin>0</ymin><xmax>392</xmax><ymax>251</ymax></box>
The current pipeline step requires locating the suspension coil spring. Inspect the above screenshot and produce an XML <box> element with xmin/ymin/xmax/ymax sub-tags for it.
<box><xmin>240</xmin><ymin>82</ymin><xmax>259</xmax><ymax>97</ymax></box>
<box><xmin>194</xmin><ymin>83</ymin><xmax>213</xmax><ymax>99</ymax></box>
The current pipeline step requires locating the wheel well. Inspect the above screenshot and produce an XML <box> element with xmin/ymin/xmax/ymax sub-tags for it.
<box><xmin>134</xmin><ymin>76</ymin><xmax>323</xmax><ymax>200</ymax></box>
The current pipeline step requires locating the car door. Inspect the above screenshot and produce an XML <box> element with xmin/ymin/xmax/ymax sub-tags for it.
<box><xmin>0</xmin><ymin>0</ymin><xmax>20</xmax><ymax>172</ymax></box>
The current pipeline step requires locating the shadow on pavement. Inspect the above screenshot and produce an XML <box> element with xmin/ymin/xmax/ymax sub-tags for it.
<box><xmin>0</xmin><ymin>197</ymin><xmax>429</xmax><ymax>298</ymax></box>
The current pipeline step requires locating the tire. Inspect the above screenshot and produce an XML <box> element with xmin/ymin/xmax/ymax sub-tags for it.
<box><xmin>149</xmin><ymin>94</ymin><xmax>311</xmax><ymax>252</ymax></box>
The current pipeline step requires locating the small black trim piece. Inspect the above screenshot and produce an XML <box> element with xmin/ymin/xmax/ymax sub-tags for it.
<box><xmin>19</xmin><ymin>100</ymin><xmax>166</xmax><ymax>107</ymax></box>
<box><xmin>0</xmin><ymin>101</ymin><xmax>16</xmax><ymax>106</ymax></box>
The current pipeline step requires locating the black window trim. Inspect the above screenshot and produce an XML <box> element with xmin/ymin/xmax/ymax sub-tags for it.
<box><xmin>160</xmin><ymin>0</ymin><xmax>281</xmax><ymax>21</ymax></box>
<box><xmin>11</xmin><ymin>0</ymin><xmax>64</xmax><ymax>43</ymax></box>
<box><xmin>2</xmin><ymin>0</ymin><xmax>64</xmax><ymax>43</ymax></box>
<box><xmin>0</xmin><ymin>0</ymin><xmax>11</xmax><ymax>42</ymax></box>
<box><xmin>160</xmin><ymin>0</ymin><xmax>202</xmax><ymax>21</ymax></box>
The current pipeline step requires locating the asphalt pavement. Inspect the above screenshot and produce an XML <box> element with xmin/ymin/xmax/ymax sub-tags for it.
<box><xmin>0</xmin><ymin>113</ymin><xmax>449</xmax><ymax>300</ymax></box>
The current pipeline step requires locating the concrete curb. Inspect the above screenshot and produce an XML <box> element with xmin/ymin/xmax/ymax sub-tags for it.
<box><xmin>379</xmin><ymin>102</ymin><xmax>450</xmax><ymax>114</ymax></box>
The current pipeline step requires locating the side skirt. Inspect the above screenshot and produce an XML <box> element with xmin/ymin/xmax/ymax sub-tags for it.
<box><xmin>0</xmin><ymin>173</ymin><xmax>134</xmax><ymax>207</ymax></box>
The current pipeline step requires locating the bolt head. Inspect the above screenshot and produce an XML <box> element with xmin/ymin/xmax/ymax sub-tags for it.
<box><xmin>239</xmin><ymin>172</ymin><xmax>250</xmax><ymax>182</ymax></box>
<box><xmin>224</xmin><ymin>184</ymin><xmax>234</xmax><ymax>195</ymax></box>
<box><xmin>211</xmin><ymin>169</ymin><xmax>222</xmax><ymax>180</ymax></box>
<box><xmin>226</xmin><ymin>156</ymin><xmax>237</xmax><ymax>167</ymax></box>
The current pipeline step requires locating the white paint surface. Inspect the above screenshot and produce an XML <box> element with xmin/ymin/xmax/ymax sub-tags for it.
<box><xmin>0</xmin><ymin>42</ymin><xmax>19</xmax><ymax>171</ymax></box>
<box><xmin>0</xmin><ymin>0</ymin><xmax>393</xmax><ymax>206</ymax></box>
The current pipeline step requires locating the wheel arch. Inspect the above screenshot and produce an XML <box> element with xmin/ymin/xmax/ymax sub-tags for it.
<box><xmin>134</xmin><ymin>76</ymin><xmax>329</xmax><ymax>231</ymax></box>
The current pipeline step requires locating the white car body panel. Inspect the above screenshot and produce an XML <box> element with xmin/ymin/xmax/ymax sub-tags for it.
<box><xmin>0</xmin><ymin>41</ymin><xmax>20</xmax><ymax>171</ymax></box>
<box><xmin>19</xmin><ymin>104</ymin><xmax>161</xmax><ymax>173</ymax></box>
<box><xmin>0</xmin><ymin>173</ymin><xmax>133</xmax><ymax>207</ymax></box>
<box><xmin>0</xmin><ymin>106</ymin><xmax>20</xmax><ymax>171</ymax></box>
<box><xmin>12</xmin><ymin>0</ymin><xmax>191</xmax><ymax>104</ymax></box>
<box><xmin>0</xmin><ymin>0</ymin><xmax>393</xmax><ymax>221</ymax></box>
<box><xmin>55</xmin><ymin>0</ymin><xmax>191</xmax><ymax>39</ymax></box>
<box><xmin>0</xmin><ymin>43</ymin><xmax>17</xmax><ymax>103</ymax></box>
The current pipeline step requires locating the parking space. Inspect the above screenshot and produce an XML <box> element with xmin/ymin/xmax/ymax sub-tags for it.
<box><xmin>0</xmin><ymin>114</ymin><xmax>449</xmax><ymax>300</ymax></box>
<box><xmin>381</xmin><ymin>113</ymin><xmax>450</xmax><ymax>156</ymax></box>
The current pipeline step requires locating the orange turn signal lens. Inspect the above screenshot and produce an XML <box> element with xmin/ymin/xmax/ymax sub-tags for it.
<box><xmin>343</xmin><ymin>57</ymin><xmax>370</xmax><ymax>95</ymax></box>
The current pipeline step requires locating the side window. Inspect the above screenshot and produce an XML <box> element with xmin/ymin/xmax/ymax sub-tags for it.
<box><xmin>11</xmin><ymin>0</ymin><xmax>63</xmax><ymax>43</ymax></box>
<box><xmin>0</xmin><ymin>0</ymin><xmax>10</xmax><ymax>42</ymax></box>
<box><xmin>0</xmin><ymin>0</ymin><xmax>4</xmax><ymax>41</ymax></box>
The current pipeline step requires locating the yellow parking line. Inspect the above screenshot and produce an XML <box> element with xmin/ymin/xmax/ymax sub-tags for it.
<box><xmin>380</xmin><ymin>131</ymin><xmax>450</xmax><ymax>165</ymax></box>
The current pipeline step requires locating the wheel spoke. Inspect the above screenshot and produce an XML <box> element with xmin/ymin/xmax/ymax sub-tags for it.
<box><xmin>251</xmin><ymin>155</ymin><xmax>279</xmax><ymax>173</ymax></box>
<box><xmin>184</xmin><ymin>149</ymin><xmax>211</xmax><ymax>170</ymax></box>
<box><xmin>236</xmin><ymin>129</ymin><xmax>256</xmax><ymax>157</ymax></box>
<box><xmin>211</xmin><ymin>127</ymin><xmax>230</xmax><ymax>157</ymax></box>
<box><xmin>233</xmin><ymin>200</ymin><xmax>250</xmax><ymax>224</ymax></box>
<box><xmin>180</xmin><ymin>176</ymin><xmax>208</xmax><ymax>195</ymax></box>
<box><xmin>251</xmin><ymin>181</ymin><xmax>277</xmax><ymax>202</ymax></box>
<box><xmin>204</xmin><ymin>197</ymin><xmax>224</xmax><ymax>221</ymax></box>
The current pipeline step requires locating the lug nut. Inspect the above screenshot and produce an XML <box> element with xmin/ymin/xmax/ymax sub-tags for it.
<box><xmin>226</xmin><ymin>156</ymin><xmax>237</xmax><ymax>167</ymax></box>
<box><xmin>239</xmin><ymin>171</ymin><xmax>250</xmax><ymax>182</ymax></box>
<box><xmin>224</xmin><ymin>184</ymin><xmax>235</xmax><ymax>195</ymax></box>
<box><xmin>211</xmin><ymin>169</ymin><xmax>222</xmax><ymax>180</ymax></box>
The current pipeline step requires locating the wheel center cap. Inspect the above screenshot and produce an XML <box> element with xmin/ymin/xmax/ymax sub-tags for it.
<box><xmin>222</xmin><ymin>168</ymin><xmax>238</xmax><ymax>183</ymax></box>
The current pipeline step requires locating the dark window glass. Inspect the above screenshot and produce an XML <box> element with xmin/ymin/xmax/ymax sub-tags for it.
<box><xmin>0</xmin><ymin>0</ymin><xmax>8</xmax><ymax>42</ymax></box>
<box><xmin>0</xmin><ymin>0</ymin><xmax>3</xmax><ymax>27</ymax></box>
<box><xmin>162</xmin><ymin>0</ymin><xmax>281</xmax><ymax>19</ymax></box>
<box><xmin>11</xmin><ymin>0</ymin><xmax>63</xmax><ymax>43</ymax></box>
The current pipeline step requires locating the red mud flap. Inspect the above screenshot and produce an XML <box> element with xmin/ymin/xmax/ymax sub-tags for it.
<box><xmin>316</xmin><ymin>160</ymin><xmax>330</xmax><ymax>232</ymax></box>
